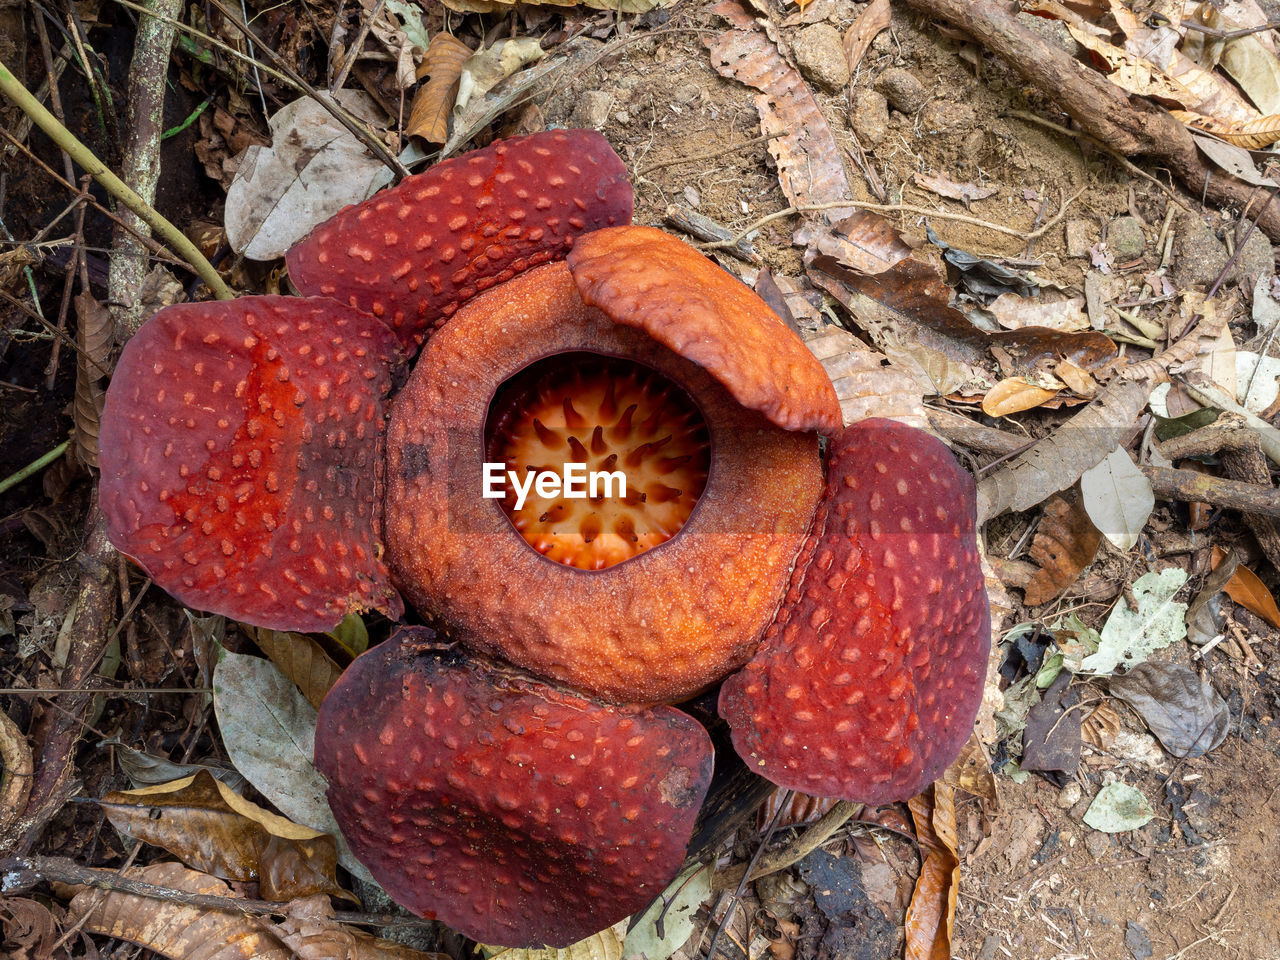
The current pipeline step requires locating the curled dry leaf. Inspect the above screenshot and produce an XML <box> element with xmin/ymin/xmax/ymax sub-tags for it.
<box><xmin>67</xmin><ymin>862</ymin><xmax>293</xmax><ymax>960</ymax></box>
<box><xmin>986</xmin><ymin>293</ymin><xmax>1089</xmax><ymax>332</ymax></box>
<box><xmin>407</xmin><ymin>33</ymin><xmax>472</xmax><ymax>144</ymax></box>
<box><xmin>905</xmin><ymin>784</ymin><xmax>958</xmax><ymax>960</ymax></box>
<box><xmin>1024</xmin><ymin>493</ymin><xmax>1102</xmax><ymax>606</ymax></box>
<box><xmin>66</xmin><ymin>863</ymin><xmax>444</xmax><ymax>960</ymax></box>
<box><xmin>981</xmin><ymin>377</ymin><xmax>1060</xmax><ymax>417</ymax></box>
<box><xmin>843</xmin><ymin>0</ymin><xmax>891</xmax><ymax>74</ymax></box>
<box><xmin>1212</xmin><ymin>545</ymin><xmax>1280</xmax><ymax>628</ymax></box>
<box><xmin>1188</xmin><ymin>132</ymin><xmax>1279</xmax><ymax>186</ymax></box>
<box><xmin>1067</xmin><ymin>24</ymin><xmax>1193</xmax><ymax>105</ymax></box>
<box><xmin>799</xmin><ymin>323</ymin><xmax>928</xmax><ymax>430</ymax></box>
<box><xmin>706</xmin><ymin>0</ymin><xmax>855</xmax><ymax>224</ymax></box>
<box><xmin>97</xmin><ymin>770</ymin><xmax>352</xmax><ymax>902</ymax></box>
<box><xmin>939</xmin><ymin>731</ymin><xmax>998</xmax><ymax>802</ymax></box>
<box><xmin>249</xmin><ymin>627</ymin><xmax>345</xmax><ymax>709</ymax></box>
<box><xmin>0</xmin><ymin>897</ymin><xmax>63</xmax><ymax>960</ymax></box>
<box><xmin>1173</xmin><ymin>112</ymin><xmax>1280</xmax><ymax>151</ymax></box>
<box><xmin>913</xmin><ymin>171</ymin><xmax>998</xmax><ymax>203</ymax></box>
<box><xmin>456</xmin><ymin>38</ymin><xmax>545</xmax><ymax>113</ymax></box>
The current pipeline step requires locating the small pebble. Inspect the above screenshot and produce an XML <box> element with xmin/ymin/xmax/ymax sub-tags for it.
<box><xmin>875</xmin><ymin>66</ymin><xmax>929</xmax><ymax>113</ymax></box>
<box><xmin>570</xmin><ymin>91</ymin><xmax>612</xmax><ymax>130</ymax></box>
<box><xmin>793</xmin><ymin>23</ymin><xmax>851</xmax><ymax>93</ymax></box>
<box><xmin>1057</xmin><ymin>781</ymin><xmax>1083</xmax><ymax>808</ymax></box>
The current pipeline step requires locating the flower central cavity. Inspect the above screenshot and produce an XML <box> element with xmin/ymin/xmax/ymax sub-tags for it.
<box><xmin>484</xmin><ymin>353</ymin><xmax>710</xmax><ymax>570</ymax></box>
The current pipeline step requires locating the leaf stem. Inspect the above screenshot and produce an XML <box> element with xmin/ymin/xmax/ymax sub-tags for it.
<box><xmin>0</xmin><ymin>439</ymin><xmax>70</xmax><ymax>496</ymax></box>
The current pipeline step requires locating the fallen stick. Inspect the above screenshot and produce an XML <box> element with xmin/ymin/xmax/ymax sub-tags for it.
<box><xmin>902</xmin><ymin>0</ymin><xmax>1280</xmax><ymax>242</ymax></box>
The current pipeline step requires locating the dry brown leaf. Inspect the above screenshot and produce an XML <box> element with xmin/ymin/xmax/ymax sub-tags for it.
<box><xmin>98</xmin><ymin>770</ymin><xmax>353</xmax><ymax>902</ymax></box>
<box><xmin>407</xmin><ymin>34</ymin><xmax>472</xmax><ymax>144</ymax></box>
<box><xmin>73</xmin><ymin>292</ymin><xmax>112</xmax><ymax>470</ymax></box>
<box><xmin>1024</xmin><ymin>493</ymin><xmax>1102</xmax><ymax>606</ymax></box>
<box><xmin>249</xmin><ymin>627</ymin><xmax>345</xmax><ymax>708</ymax></box>
<box><xmin>67</xmin><ymin>862</ymin><xmax>294</xmax><ymax>960</ymax></box>
<box><xmin>1212</xmin><ymin>545</ymin><xmax>1280</xmax><ymax>627</ymax></box>
<box><xmin>1054</xmin><ymin>357</ymin><xmax>1099</xmax><ymax>398</ymax></box>
<box><xmin>913</xmin><ymin>170</ymin><xmax>998</xmax><ymax>203</ymax></box>
<box><xmin>707</xmin><ymin>0</ymin><xmax>855</xmax><ymax>224</ymax></box>
<box><xmin>981</xmin><ymin>377</ymin><xmax>1061</xmax><ymax>417</ymax></box>
<box><xmin>1172</xmin><ymin>109</ymin><xmax>1280</xmax><ymax>148</ymax></box>
<box><xmin>274</xmin><ymin>895</ymin><xmax>449</xmax><ymax>960</ymax></box>
<box><xmin>842</xmin><ymin>0</ymin><xmax>890</xmax><ymax>74</ymax></box>
<box><xmin>905</xmin><ymin>784</ymin><xmax>958</xmax><ymax>960</ymax></box>
<box><xmin>1067</xmin><ymin>24</ymin><xmax>1194</xmax><ymax>105</ymax></box>
<box><xmin>939</xmin><ymin>732</ymin><xmax>998</xmax><ymax>803</ymax></box>
<box><xmin>440</xmin><ymin>0</ymin><xmax>665</xmax><ymax>10</ymax></box>
<box><xmin>1081</xmin><ymin>700</ymin><xmax>1124</xmax><ymax>749</ymax></box>
<box><xmin>757</xmin><ymin>789</ymin><xmax>841</xmax><ymax>831</ymax></box>
<box><xmin>0</xmin><ymin>897</ymin><xmax>65</xmax><ymax>960</ymax></box>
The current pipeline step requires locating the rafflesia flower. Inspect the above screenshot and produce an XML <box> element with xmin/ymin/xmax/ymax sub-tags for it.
<box><xmin>99</xmin><ymin>130</ymin><xmax>989</xmax><ymax>947</ymax></box>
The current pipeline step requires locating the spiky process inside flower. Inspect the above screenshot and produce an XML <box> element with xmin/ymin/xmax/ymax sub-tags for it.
<box><xmin>484</xmin><ymin>353</ymin><xmax>710</xmax><ymax>570</ymax></box>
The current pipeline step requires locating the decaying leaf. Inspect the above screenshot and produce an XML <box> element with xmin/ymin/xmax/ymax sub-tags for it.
<box><xmin>1067</xmin><ymin>24</ymin><xmax>1194</xmax><ymax>105</ymax></box>
<box><xmin>0</xmin><ymin>897</ymin><xmax>64</xmax><ymax>960</ymax></box>
<box><xmin>798</xmin><ymin>322</ymin><xmax>928</xmax><ymax>430</ymax></box>
<box><xmin>905</xmin><ymin>784</ymin><xmax>958</xmax><ymax>960</ymax></box>
<box><xmin>986</xmin><ymin>293</ymin><xmax>1089</xmax><ymax>332</ymax></box>
<box><xmin>100</xmin><ymin>737</ymin><xmax>246</xmax><ymax>792</ymax></box>
<box><xmin>67</xmin><ymin>862</ymin><xmax>293</xmax><ymax>960</ymax></box>
<box><xmin>407</xmin><ymin>33</ymin><xmax>472</xmax><ymax>144</ymax></box>
<box><xmin>981</xmin><ymin>377</ymin><xmax>1060</xmax><ymax>417</ymax></box>
<box><xmin>1080</xmin><ymin>446</ymin><xmax>1154</xmax><ymax>552</ymax></box>
<box><xmin>249</xmin><ymin>627</ymin><xmax>345</xmax><ymax>708</ymax></box>
<box><xmin>273</xmin><ymin>895</ymin><xmax>449</xmax><ymax>960</ymax></box>
<box><xmin>1109</xmin><ymin>662</ymin><xmax>1230</xmax><ymax>758</ymax></box>
<box><xmin>939</xmin><ymin>731</ymin><xmax>998</xmax><ymax>802</ymax></box>
<box><xmin>1083</xmin><ymin>782</ymin><xmax>1154</xmax><ymax>833</ymax></box>
<box><xmin>1080</xmin><ymin>568</ymin><xmax>1189</xmax><ymax>675</ymax></box>
<box><xmin>843</xmin><ymin>0</ymin><xmax>891</xmax><ymax>74</ymax></box>
<box><xmin>707</xmin><ymin>0</ymin><xmax>856</xmax><ymax>225</ymax></box>
<box><xmin>1020</xmin><ymin>670</ymin><xmax>1082</xmax><ymax>773</ymax></box>
<box><xmin>73</xmin><ymin>291</ymin><xmax>112</xmax><ymax>470</ymax></box>
<box><xmin>225</xmin><ymin>92</ymin><xmax>388</xmax><ymax>260</ymax></box>
<box><xmin>440</xmin><ymin>0</ymin><xmax>667</xmax><ymax>11</ymax></box>
<box><xmin>213</xmin><ymin>649</ymin><xmax>373</xmax><ymax>884</ymax></box>
<box><xmin>621</xmin><ymin>864</ymin><xmax>711</xmax><ymax>960</ymax></box>
<box><xmin>1024</xmin><ymin>493</ymin><xmax>1102</xmax><ymax>606</ymax></box>
<box><xmin>66</xmin><ymin>864</ymin><xmax>440</xmax><ymax>960</ymax></box>
<box><xmin>1217</xmin><ymin>30</ymin><xmax>1280</xmax><ymax>115</ymax></box>
<box><xmin>1188</xmin><ymin>128</ymin><xmax>1280</xmax><ymax>180</ymax></box>
<box><xmin>1236</xmin><ymin>350</ymin><xmax>1280</xmax><ymax>414</ymax></box>
<box><xmin>483</xmin><ymin>920</ymin><xmax>629</xmax><ymax>960</ymax></box>
<box><xmin>797</xmin><ymin>848</ymin><xmax>895</xmax><ymax>958</ymax></box>
<box><xmin>1212</xmin><ymin>545</ymin><xmax>1280</xmax><ymax>628</ymax></box>
<box><xmin>913</xmin><ymin>170</ymin><xmax>997</xmax><ymax>203</ymax></box>
<box><xmin>457</xmin><ymin>38</ymin><xmax>545</xmax><ymax>113</ymax></box>
<box><xmin>97</xmin><ymin>770</ymin><xmax>352</xmax><ymax>902</ymax></box>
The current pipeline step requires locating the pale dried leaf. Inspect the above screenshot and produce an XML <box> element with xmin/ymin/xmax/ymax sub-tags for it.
<box><xmin>842</xmin><ymin>0</ymin><xmax>890</xmax><ymax>74</ymax></box>
<box><xmin>987</xmin><ymin>293</ymin><xmax>1089</xmax><ymax>331</ymax></box>
<box><xmin>456</xmin><ymin>38</ymin><xmax>545</xmax><ymax>113</ymax></box>
<box><xmin>913</xmin><ymin>170</ymin><xmax>997</xmax><ymax>203</ymax></box>
<box><xmin>707</xmin><ymin>1</ymin><xmax>855</xmax><ymax>224</ymax></box>
<box><xmin>1080</xmin><ymin>446</ymin><xmax>1153</xmax><ymax>551</ymax></box>
<box><xmin>1081</xmin><ymin>568</ymin><xmax>1189</xmax><ymax>675</ymax></box>
<box><xmin>67</xmin><ymin>862</ymin><xmax>292</xmax><ymax>960</ymax></box>
<box><xmin>1055</xmin><ymin>357</ymin><xmax>1098</xmax><ymax>398</ymax></box>
<box><xmin>1067</xmin><ymin>24</ymin><xmax>1194</xmax><ymax>104</ymax></box>
<box><xmin>225</xmin><ymin>92</ymin><xmax>388</xmax><ymax>260</ymax></box>
<box><xmin>1236</xmin><ymin>350</ymin><xmax>1280</xmax><ymax>414</ymax></box>
<box><xmin>799</xmin><ymin>325</ymin><xmax>928</xmax><ymax>430</ymax></box>
<box><xmin>621</xmin><ymin>865</ymin><xmax>711</xmax><ymax>960</ymax></box>
<box><xmin>1083</xmin><ymin>783</ymin><xmax>1154</xmax><ymax>832</ymax></box>
<box><xmin>441</xmin><ymin>0</ymin><xmax>665</xmax><ymax>10</ymax></box>
<box><xmin>1216</xmin><ymin>23</ymin><xmax>1280</xmax><ymax>113</ymax></box>
<box><xmin>485</xmin><ymin>920</ymin><xmax>629</xmax><ymax>959</ymax></box>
